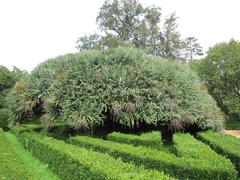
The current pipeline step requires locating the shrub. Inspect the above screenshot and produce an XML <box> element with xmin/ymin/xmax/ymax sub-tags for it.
<box><xmin>197</xmin><ymin>131</ymin><xmax>240</xmax><ymax>174</ymax></box>
<box><xmin>0</xmin><ymin>128</ymin><xmax>31</xmax><ymax>179</ymax></box>
<box><xmin>13</xmin><ymin>130</ymin><xmax>173</xmax><ymax>180</ymax></box>
<box><xmin>10</xmin><ymin>48</ymin><xmax>223</xmax><ymax>136</ymax></box>
<box><xmin>69</xmin><ymin>134</ymin><xmax>237</xmax><ymax>180</ymax></box>
<box><xmin>0</xmin><ymin>108</ymin><xmax>12</xmax><ymax>128</ymax></box>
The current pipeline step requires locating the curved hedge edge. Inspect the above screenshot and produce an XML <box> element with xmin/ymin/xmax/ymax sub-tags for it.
<box><xmin>196</xmin><ymin>131</ymin><xmax>240</xmax><ymax>175</ymax></box>
<box><xmin>69</xmin><ymin>135</ymin><xmax>237</xmax><ymax>180</ymax></box>
<box><xmin>13</xmin><ymin>130</ymin><xmax>173</xmax><ymax>180</ymax></box>
<box><xmin>0</xmin><ymin>128</ymin><xmax>31</xmax><ymax>179</ymax></box>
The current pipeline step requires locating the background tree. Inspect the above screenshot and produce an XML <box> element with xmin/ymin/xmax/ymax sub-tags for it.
<box><xmin>96</xmin><ymin>0</ymin><xmax>144</xmax><ymax>43</ymax></box>
<box><xmin>157</xmin><ymin>13</ymin><xmax>185</xmax><ymax>60</ymax></box>
<box><xmin>75</xmin><ymin>34</ymin><xmax>102</xmax><ymax>51</ymax></box>
<box><xmin>0</xmin><ymin>66</ymin><xmax>15</xmax><ymax>109</ymax></box>
<box><xmin>0</xmin><ymin>65</ymin><xmax>26</xmax><ymax>128</ymax></box>
<box><xmin>0</xmin><ymin>65</ymin><xmax>27</xmax><ymax>126</ymax></box>
<box><xmin>190</xmin><ymin>39</ymin><xmax>240</xmax><ymax>120</ymax></box>
<box><xmin>183</xmin><ymin>37</ymin><xmax>203</xmax><ymax>61</ymax></box>
<box><xmin>76</xmin><ymin>0</ymin><xmax>202</xmax><ymax>61</ymax></box>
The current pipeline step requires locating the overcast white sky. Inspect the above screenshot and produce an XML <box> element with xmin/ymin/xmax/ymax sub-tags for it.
<box><xmin>0</xmin><ymin>0</ymin><xmax>240</xmax><ymax>71</ymax></box>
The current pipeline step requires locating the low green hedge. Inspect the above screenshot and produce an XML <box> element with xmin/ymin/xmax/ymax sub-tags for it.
<box><xmin>13</xmin><ymin>130</ymin><xmax>173</xmax><ymax>180</ymax></box>
<box><xmin>197</xmin><ymin>131</ymin><xmax>240</xmax><ymax>174</ymax></box>
<box><xmin>107</xmin><ymin>132</ymin><xmax>175</xmax><ymax>153</ymax></box>
<box><xmin>107</xmin><ymin>132</ymin><xmax>226</xmax><ymax>159</ymax></box>
<box><xmin>108</xmin><ymin>132</ymin><xmax>164</xmax><ymax>150</ymax></box>
<box><xmin>69</xmin><ymin>134</ymin><xmax>237</xmax><ymax>180</ymax></box>
<box><xmin>0</xmin><ymin>128</ymin><xmax>31</xmax><ymax>179</ymax></box>
<box><xmin>5</xmin><ymin>132</ymin><xmax>59</xmax><ymax>180</ymax></box>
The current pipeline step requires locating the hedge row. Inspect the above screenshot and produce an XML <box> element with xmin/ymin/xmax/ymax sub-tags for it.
<box><xmin>0</xmin><ymin>128</ymin><xmax>31</xmax><ymax>179</ymax></box>
<box><xmin>107</xmin><ymin>131</ymin><xmax>227</xmax><ymax>159</ymax></box>
<box><xmin>108</xmin><ymin>132</ymin><xmax>164</xmax><ymax>150</ymax></box>
<box><xmin>5</xmin><ymin>132</ymin><xmax>59</xmax><ymax>180</ymax></box>
<box><xmin>197</xmin><ymin>131</ymin><xmax>240</xmax><ymax>173</ymax></box>
<box><xmin>69</xmin><ymin>134</ymin><xmax>237</xmax><ymax>180</ymax></box>
<box><xmin>13</xmin><ymin>130</ymin><xmax>173</xmax><ymax>180</ymax></box>
<box><xmin>107</xmin><ymin>132</ymin><xmax>174</xmax><ymax>153</ymax></box>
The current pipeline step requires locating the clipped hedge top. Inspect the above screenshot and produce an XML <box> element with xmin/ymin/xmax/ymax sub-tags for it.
<box><xmin>11</xmin><ymin>48</ymin><xmax>223</xmax><ymax>131</ymax></box>
<box><xmin>198</xmin><ymin>131</ymin><xmax>240</xmax><ymax>157</ymax></box>
<box><xmin>70</xmin><ymin>133</ymin><xmax>237</xmax><ymax>180</ymax></box>
<box><xmin>16</xmin><ymin>130</ymin><xmax>173</xmax><ymax>180</ymax></box>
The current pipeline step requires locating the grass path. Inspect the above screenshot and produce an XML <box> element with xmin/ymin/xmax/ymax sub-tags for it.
<box><xmin>5</xmin><ymin>132</ymin><xmax>59</xmax><ymax>180</ymax></box>
<box><xmin>0</xmin><ymin>130</ymin><xmax>31</xmax><ymax>180</ymax></box>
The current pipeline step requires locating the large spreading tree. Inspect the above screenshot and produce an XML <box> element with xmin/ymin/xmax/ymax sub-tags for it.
<box><xmin>9</xmin><ymin>48</ymin><xmax>223</xmax><ymax>144</ymax></box>
<box><xmin>76</xmin><ymin>0</ymin><xmax>203</xmax><ymax>61</ymax></box>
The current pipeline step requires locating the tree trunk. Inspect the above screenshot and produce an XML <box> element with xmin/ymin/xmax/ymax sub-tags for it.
<box><xmin>161</xmin><ymin>126</ymin><xmax>173</xmax><ymax>145</ymax></box>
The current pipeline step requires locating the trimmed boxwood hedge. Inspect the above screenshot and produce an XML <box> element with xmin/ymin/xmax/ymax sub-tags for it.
<box><xmin>107</xmin><ymin>131</ymin><xmax>225</xmax><ymax>159</ymax></box>
<box><xmin>108</xmin><ymin>132</ymin><xmax>166</xmax><ymax>150</ymax></box>
<box><xmin>69</xmin><ymin>134</ymin><xmax>237</xmax><ymax>180</ymax></box>
<box><xmin>0</xmin><ymin>128</ymin><xmax>31</xmax><ymax>179</ymax></box>
<box><xmin>13</xmin><ymin>130</ymin><xmax>173</xmax><ymax>180</ymax></box>
<box><xmin>197</xmin><ymin>131</ymin><xmax>240</xmax><ymax>174</ymax></box>
<box><xmin>5</xmin><ymin>132</ymin><xmax>59</xmax><ymax>179</ymax></box>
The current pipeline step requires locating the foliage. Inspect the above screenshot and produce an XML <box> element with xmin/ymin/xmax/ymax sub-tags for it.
<box><xmin>0</xmin><ymin>108</ymin><xmax>12</xmax><ymax>128</ymax></box>
<box><xmin>108</xmin><ymin>132</ymin><xmax>174</xmax><ymax>153</ymax></box>
<box><xmin>225</xmin><ymin>118</ymin><xmax>240</xmax><ymax>130</ymax></box>
<box><xmin>0</xmin><ymin>65</ymin><xmax>27</xmax><ymax>109</ymax></box>
<box><xmin>182</xmin><ymin>37</ymin><xmax>203</xmax><ymax>61</ymax></box>
<box><xmin>69</xmin><ymin>133</ymin><xmax>237</xmax><ymax>180</ymax></box>
<box><xmin>7</xmin><ymin>76</ymin><xmax>33</xmax><ymax>123</ymax></box>
<box><xmin>0</xmin><ymin>65</ymin><xmax>15</xmax><ymax>91</ymax></box>
<box><xmin>11</xmin><ymin>66</ymin><xmax>28</xmax><ymax>83</ymax></box>
<box><xmin>191</xmin><ymin>39</ymin><xmax>240</xmax><ymax>119</ymax></box>
<box><xmin>197</xmin><ymin>131</ymin><xmax>240</xmax><ymax>173</ymax></box>
<box><xmin>13</xmin><ymin>130</ymin><xmax>173</xmax><ymax>180</ymax></box>
<box><xmin>0</xmin><ymin>65</ymin><xmax>15</xmax><ymax>109</ymax></box>
<box><xmin>109</xmin><ymin>131</ymin><xmax>238</xmax><ymax>164</ymax></box>
<box><xmin>76</xmin><ymin>0</ymin><xmax>202</xmax><ymax>61</ymax></box>
<box><xmin>0</xmin><ymin>129</ymin><xmax>31</xmax><ymax>179</ymax></box>
<box><xmin>0</xmin><ymin>65</ymin><xmax>27</xmax><ymax>127</ymax></box>
<box><xmin>4</xmin><ymin>132</ymin><xmax>59</xmax><ymax>179</ymax></box>
<box><xmin>10</xmin><ymin>48</ymin><xmax>223</xmax><ymax>132</ymax></box>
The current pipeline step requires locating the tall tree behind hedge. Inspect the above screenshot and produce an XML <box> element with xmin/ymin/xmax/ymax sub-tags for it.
<box><xmin>183</xmin><ymin>37</ymin><xmax>203</xmax><ymax>61</ymax></box>
<box><xmin>0</xmin><ymin>65</ymin><xmax>27</xmax><ymax>127</ymax></box>
<box><xmin>76</xmin><ymin>0</ymin><xmax>202</xmax><ymax>61</ymax></box>
<box><xmin>191</xmin><ymin>39</ymin><xmax>240</xmax><ymax>119</ymax></box>
<box><xmin>0</xmin><ymin>66</ymin><xmax>15</xmax><ymax>108</ymax></box>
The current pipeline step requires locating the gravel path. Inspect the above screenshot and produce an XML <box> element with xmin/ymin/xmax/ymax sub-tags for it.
<box><xmin>224</xmin><ymin>130</ymin><xmax>240</xmax><ymax>138</ymax></box>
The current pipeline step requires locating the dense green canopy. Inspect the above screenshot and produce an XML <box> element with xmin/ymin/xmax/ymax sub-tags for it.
<box><xmin>190</xmin><ymin>39</ymin><xmax>240</xmax><ymax>120</ymax></box>
<box><xmin>9</xmin><ymin>48</ymin><xmax>223</xmax><ymax>131</ymax></box>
